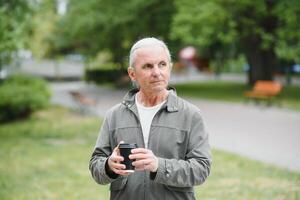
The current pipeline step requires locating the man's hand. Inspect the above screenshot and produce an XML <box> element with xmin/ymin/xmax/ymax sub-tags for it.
<box><xmin>107</xmin><ymin>143</ymin><xmax>130</xmax><ymax>176</ymax></box>
<box><xmin>130</xmin><ymin>148</ymin><xmax>158</xmax><ymax>172</ymax></box>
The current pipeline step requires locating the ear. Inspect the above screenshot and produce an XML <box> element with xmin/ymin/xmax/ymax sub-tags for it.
<box><xmin>127</xmin><ymin>67</ymin><xmax>136</xmax><ymax>81</ymax></box>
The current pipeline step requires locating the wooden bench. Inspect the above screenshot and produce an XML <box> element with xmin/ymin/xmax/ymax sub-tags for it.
<box><xmin>70</xmin><ymin>91</ymin><xmax>96</xmax><ymax>114</ymax></box>
<box><xmin>244</xmin><ymin>81</ymin><xmax>283</xmax><ymax>105</ymax></box>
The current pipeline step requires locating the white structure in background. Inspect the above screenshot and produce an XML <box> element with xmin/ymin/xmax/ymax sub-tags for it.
<box><xmin>179</xmin><ymin>46</ymin><xmax>198</xmax><ymax>75</ymax></box>
<box><xmin>57</xmin><ymin>0</ymin><xmax>68</xmax><ymax>15</ymax></box>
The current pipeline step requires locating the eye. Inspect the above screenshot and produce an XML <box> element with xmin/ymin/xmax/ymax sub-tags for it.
<box><xmin>142</xmin><ymin>64</ymin><xmax>153</xmax><ymax>69</ymax></box>
<box><xmin>158</xmin><ymin>61</ymin><xmax>167</xmax><ymax>68</ymax></box>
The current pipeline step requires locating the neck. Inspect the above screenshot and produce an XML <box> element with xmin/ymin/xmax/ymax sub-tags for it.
<box><xmin>137</xmin><ymin>89</ymin><xmax>168</xmax><ymax>107</ymax></box>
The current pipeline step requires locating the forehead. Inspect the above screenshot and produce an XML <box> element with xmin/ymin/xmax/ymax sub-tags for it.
<box><xmin>134</xmin><ymin>45</ymin><xmax>168</xmax><ymax>65</ymax></box>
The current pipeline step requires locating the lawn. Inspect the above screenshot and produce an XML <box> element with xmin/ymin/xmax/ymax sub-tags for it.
<box><xmin>172</xmin><ymin>81</ymin><xmax>300</xmax><ymax>111</ymax></box>
<box><xmin>0</xmin><ymin>107</ymin><xmax>299</xmax><ymax>200</ymax></box>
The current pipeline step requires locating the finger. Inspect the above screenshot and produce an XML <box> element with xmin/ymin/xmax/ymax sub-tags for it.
<box><xmin>111</xmin><ymin>147</ymin><xmax>120</xmax><ymax>157</ymax></box>
<box><xmin>111</xmin><ymin>161</ymin><xmax>126</xmax><ymax>169</ymax></box>
<box><xmin>117</xmin><ymin>140</ymin><xmax>124</xmax><ymax>148</ymax></box>
<box><xmin>108</xmin><ymin>158</ymin><xmax>126</xmax><ymax>172</ymax></box>
<box><xmin>131</xmin><ymin>148</ymin><xmax>149</xmax><ymax>154</ymax></box>
<box><xmin>133</xmin><ymin>161</ymin><xmax>145</xmax><ymax>171</ymax></box>
<box><xmin>130</xmin><ymin>151</ymin><xmax>156</xmax><ymax>160</ymax></box>
<box><xmin>132</xmin><ymin>148</ymin><xmax>156</xmax><ymax>158</ymax></box>
<box><xmin>114</xmin><ymin>169</ymin><xmax>131</xmax><ymax>176</ymax></box>
<box><xmin>134</xmin><ymin>166</ymin><xmax>144</xmax><ymax>171</ymax></box>
<box><xmin>129</xmin><ymin>153</ymin><xmax>149</xmax><ymax>160</ymax></box>
<box><xmin>108</xmin><ymin>155</ymin><xmax>125</xmax><ymax>172</ymax></box>
<box><xmin>112</xmin><ymin>141</ymin><xmax>124</xmax><ymax>156</ymax></box>
<box><xmin>133</xmin><ymin>160</ymin><xmax>150</xmax><ymax>171</ymax></box>
<box><xmin>110</xmin><ymin>155</ymin><xmax>124</xmax><ymax>162</ymax></box>
<box><xmin>132</xmin><ymin>158</ymin><xmax>152</xmax><ymax>167</ymax></box>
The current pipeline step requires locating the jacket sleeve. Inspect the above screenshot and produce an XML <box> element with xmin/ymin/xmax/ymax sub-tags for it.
<box><xmin>151</xmin><ymin>110</ymin><xmax>212</xmax><ymax>187</ymax></box>
<box><xmin>89</xmin><ymin>114</ymin><xmax>119</xmax><ymax>185</ymax></box>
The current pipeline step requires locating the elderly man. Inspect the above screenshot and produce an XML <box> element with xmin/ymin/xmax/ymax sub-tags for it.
<box><xmin>89</xmin><ymin>37</ymin><xmax>211</xmax><ymax>200</ymax></box>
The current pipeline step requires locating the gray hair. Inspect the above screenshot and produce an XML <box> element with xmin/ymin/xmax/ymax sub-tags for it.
<box><xmin>129</xmin><ymin>37</ymin><xmax>172</xmax><ymax>69</ymax></box>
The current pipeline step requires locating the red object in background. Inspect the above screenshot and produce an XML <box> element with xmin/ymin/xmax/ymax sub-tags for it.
<box><xmin>179</xmin><ymin>46</ymin><xmax>199</xmax><ymax>72</ymax></box>
<box><xmin>179</xmin><ymin>46</ymin><xmax>197</xmax><ymax>60</ymax></box>
<box><xmin>178</xmin><ymin>46</ymin><xmax>210</xmax><ymax>72</ymax></box>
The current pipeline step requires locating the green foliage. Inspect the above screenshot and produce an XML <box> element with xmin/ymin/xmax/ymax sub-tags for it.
<box><xmin>27</xmin><ymin>0</ymin><xmax>300</xmax><ymax>83</ymax></box>
<box><xmin>0</xmin><ymin>0</ymin><xmax>33</xmax><ymax>66</ymax></box>
<box><xmin>171</xmin><ymin>0</ymin><xmax>280</xmax><ymax>58</ymax></box>
<box><xmin>0</xmin><ymin>75</ymin><xmax>51</xmax><ymax>122</ymax></box>
<box><xmin>85</xmin><ymin>68</ymin><xmax>128</xmax><ymax>86</ymax></box>
<box><xmin>214</xmin><ymin>55</ymin><xmax>247</xmax><ymax>73</ymax></box>
<box><xmin>49</xmin><ymin>0</ymin><xmax>175</xmax><ymax>67</ymax></box>
<box><xmin>86</xmin><ymin>50</ymin><xmax>118</xmax><ymax>70</ymax></box>
<box><xmin>171</xmin><ymin>0</ymin><xmax>300</xmax><ymax>83</ymax></box>
<box><xmin>172</xmin><ymin>1</ymin><xmax>236</xmax><ymax>47</ymax></box>
<box><xmin>29</xmin><ymin>0</ymin><xmax>59</xmax><ymax>59</ymax></box>
<box><xmin>274</xmin><ymin>0</ymin><xmax>300</xmax><ymax>63</ymax></box>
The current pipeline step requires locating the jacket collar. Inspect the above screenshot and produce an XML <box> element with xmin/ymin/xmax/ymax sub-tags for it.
<box><xmin>122</xmin><ymin>86</ymin><xmax>178</xmax><ymax>112</ymax></box>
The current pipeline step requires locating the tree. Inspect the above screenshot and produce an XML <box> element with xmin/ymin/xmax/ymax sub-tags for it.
<box><xmin>30</xmin><ymin>0</ymin><xmax>59</xmax><ymax>59</ymax></box>
<box><xmin>0</xmin><ymin>0</ymin><xmax>33</xmax><ymax>70</ymax></box>
<box><xmin>171</xmin><ymin>0</ymin><xmax>300</xmax><ymax>85</ymax></box>
<box><xmin>275</xmin><ymin>0</ymin><xmax>300</xmax><ymax>64</ymax></box>
<box><xmin>50</xmin><ymin>0</ymin><xmax>175</xmax><ymax>68</ymax></box>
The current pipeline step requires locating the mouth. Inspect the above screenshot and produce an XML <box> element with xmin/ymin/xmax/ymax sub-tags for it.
<box><xmin>150</xmin><ymin>80</ymin><xmax>163</xmax><ymax>83</ymax></box>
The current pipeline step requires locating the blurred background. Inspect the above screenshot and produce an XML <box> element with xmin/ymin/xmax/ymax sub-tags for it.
<box><xmin>0</xmin><ymin>0</ymin><xmax>300</xmax><ymax>199</ymax></box>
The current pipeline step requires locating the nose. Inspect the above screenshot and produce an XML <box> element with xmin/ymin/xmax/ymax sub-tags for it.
<box><xmin>151</xmin><ymin>65</ymin><xmax>160</xmax><ymax>76</ymax></box>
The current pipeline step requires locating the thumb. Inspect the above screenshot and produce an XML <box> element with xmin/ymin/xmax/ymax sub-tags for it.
<box><xmin>114</xmin><ymin>141</ymin><xmax>125</xmax><ymax>155</ymax></box>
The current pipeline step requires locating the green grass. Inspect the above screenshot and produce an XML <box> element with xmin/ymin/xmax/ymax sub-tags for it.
<box><xmin>0</xmin><ymin>107</ymin><xmax>109</xmax><ymax>200</ymax></box>
<box><xmin>173</xmin><ymin>81</ymin><xmax>300</xmax><ymax>111</ymax></box>
<box><xmin>197</xmin><ymin>150</ymin><xmax>300</xmax><ymax>199</ymax></box>
<box><xmin>0</xmin><ymin>107</ymin><xmax>299</xmax><ymax>200</ymax></box>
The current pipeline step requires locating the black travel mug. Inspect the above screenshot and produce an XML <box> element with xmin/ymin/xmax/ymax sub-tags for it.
<box><xmin>118</xmin><ymin>143</ymin><xmax>138</xmax><ymax>172</ymax></box>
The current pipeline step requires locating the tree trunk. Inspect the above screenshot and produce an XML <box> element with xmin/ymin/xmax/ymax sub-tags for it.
<box><xmin>111</xmin><ymin>38</ymin><xmax>126</xmax><ymax>69</ymax></box>
<box><xmin>242</xmin><ymin>35</ymin><xmax>278</xmax><ymax>85</ymax></box>
<box><xmin>240</xmin><ymin>0</ymin><xmax>278</xmax><ymax>85</ymax></box>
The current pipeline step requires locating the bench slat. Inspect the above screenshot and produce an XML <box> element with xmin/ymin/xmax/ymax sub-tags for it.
<box><xmin>244</xmin><ymin>81</ymin><xmax>282</xmax><ymax>100</ymax></box>
<box><xmin>70</xmin><ymin>91</ymin><xmax>96</xmax><ymax>106</ymax></box>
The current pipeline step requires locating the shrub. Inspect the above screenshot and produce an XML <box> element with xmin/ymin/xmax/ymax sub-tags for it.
<box><xmin>85</xmin><ymin>67</ymin><xmax>129</xmax><ymax>86</ymax></box>
<box><xmin>0</xmin><ymin>75</ymin><xmax>51</xmax><ymax>122</ymax></box>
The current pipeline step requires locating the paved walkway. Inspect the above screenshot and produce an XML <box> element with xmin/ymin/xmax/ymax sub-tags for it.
<box><xmin>51</xmin><ymin>81</ymin><xmax>300</xmax><ymax>172</ymax></box>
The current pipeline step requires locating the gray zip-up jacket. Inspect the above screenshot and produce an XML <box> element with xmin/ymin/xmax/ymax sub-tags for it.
<box><xmin>89</xmin><ymin>88</ymin><xmax>212</xmax><ymax>200</ymax></box>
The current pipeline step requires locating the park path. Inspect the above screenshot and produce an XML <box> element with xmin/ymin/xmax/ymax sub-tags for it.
<box><xmin>51</xmin><ymin>81</ymin><xmax>300</xmax><ymax>173</ymax></box>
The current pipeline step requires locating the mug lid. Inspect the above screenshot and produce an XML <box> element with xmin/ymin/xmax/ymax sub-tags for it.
<box><xmin>119</xmin><ymin>143</ymin><xmax>138</xmax><ymax>149</ymax></box>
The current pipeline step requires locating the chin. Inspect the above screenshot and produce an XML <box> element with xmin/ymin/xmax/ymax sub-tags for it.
<box><xmin>152</xmin><ymin>86</ymin><xmax>167</xmax><ymax>92</ymax></box>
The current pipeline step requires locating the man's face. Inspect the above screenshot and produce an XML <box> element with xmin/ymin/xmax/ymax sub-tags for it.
<box><xmin>128</xmin><ymin>45</ymin><xmax>171</xmax><ymax>94</ymax></box>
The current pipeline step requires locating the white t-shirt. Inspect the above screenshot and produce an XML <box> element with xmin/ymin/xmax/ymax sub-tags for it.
<box><xmin>136</xmin><ymin>95</ymin><xmax>166</xmax><ymax>148</ymax></box>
